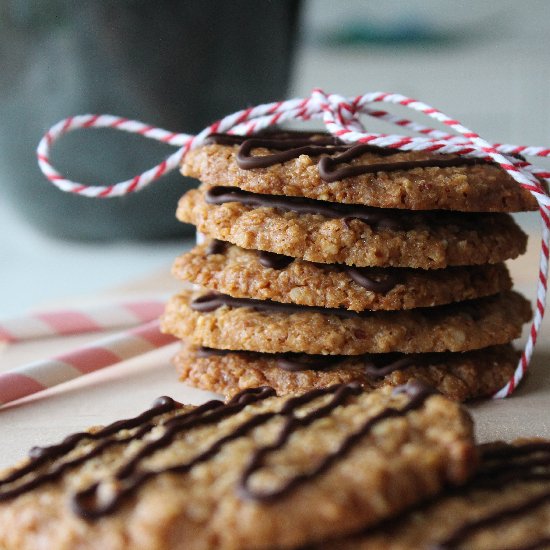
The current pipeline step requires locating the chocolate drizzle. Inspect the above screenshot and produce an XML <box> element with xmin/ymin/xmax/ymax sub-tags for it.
<box><xmin>71</xmin><ymin>386</ymin><xmax>276</xmax><ymax>519</ymax></box>
<box><xmin>0</xmin><ymin>396</ymin><xmax>182</xmax><ymax>501</ymax></box>
<box><xmin>197</xmin><ymin>346</ymin><xmax>417</xmax><ymax>378</ymax></box>
<box><xmin>317</xmin><ymin>143</ymin><xmax>486</xmax><ymax>183</ymax></box>
<box><xmin>238</xmin><ymin>380</ymin><xmax>436</xmax><ymax>501</ymax></box>
<box><xmin>276</xmin><ymin>354</ymin><xmax>346</xmax><ymax>372</ymax></box>
<box><xmin>346</xmin><ymin>267</ymin><xmax>401</xmax><ymax>294</ymax></box>
<box><xmin>237</xmin><ymin>136</ymin><xmax>348</xmax><ymax>169</ymax></box>
<box><xmin>204</xmin><ymin>186</ymin><xmax>485</xmax><ymax>232</ymax></box>
<box><xmin>0</xmin><ymin>382</ymin><xmax>440</xmax><ymax>523</ymax></box>
<box><xmin>202</xmin><ymin>239</ymin><xmax>402</xmax><ymax>293</ymax></box>
<box><xmin>207</xmin><ymin>132</ymin><xmax>488</xmax><ymax>182</ymax></box>
<box><xmin>431</xmin><ymin>441</ymin><xmax>550</xmax><ymax>550</ymax></box>
<box><xmin>363</xmin><ymin>356</ymin><xmax>417</xmax><ymax>379</ymax></box>
<box><xmin>0</xmin><ymin>389</ymin><xmax>271</xmax><ymax>507</ymax></box>
<box><xmin>475</xmin><ymin>441</ymin><xmax>550</xmax><ymax>487</ymax></box>
<box><xmin>190</xmin><ymin>291</ymin><xmax>373</xmax><ymax>319</ymax></box>
<box><xmin>189</xmin><ymin>290</ymin><xmax>483</xmax><ymax>322</ymax></box>
<box><xmin>205</xmin><ymin>239</ymin><xmax>228</xmax><ymax>255</ymax></box>
<box><xmin>205</xmin><ymin>132</ymin><xmax>348</xmax><ymax>169</ymax></box>
<box><xmin>205</xmin><ymin>186</ymin><xmax>410</xmax><ymax>231</ymax></box>
<box><xmin>196</xmin><ymin>347</ymin><xmax>347</xmax><ymax>372</ymax></box>
<box><xmin>258</xmin><ymin>250</ymin><xmax>294</xmax><ymax>269</ymax></box>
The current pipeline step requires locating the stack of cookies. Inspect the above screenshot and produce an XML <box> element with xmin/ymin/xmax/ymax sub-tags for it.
<box><xmin>161</xmin><ymin>132</ymin><xmax>535</xmax><ymax>401</ymax></box>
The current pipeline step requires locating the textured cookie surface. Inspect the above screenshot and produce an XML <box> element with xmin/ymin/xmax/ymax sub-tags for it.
<box><xmin>173</xmin><ymin>343</ymin><xmax>518</xmax><ymax>402</ymax></box>
<box><xmin>161</xmin><ymin>290</ymin><xmax>532</xmax><ymax>355</ymax></box>
<box><xmin>316</xmin><ymin>440</ymin><xmax>550</xmax><ymax>550</ymax></box>
<box><xmin>0</xmin><ymin>384</ymin><xmax>475</xmax><ymax>550</ymax></box>
<box><xmin>181</xmin><ymin>136</ymin><xmax>538</xmax><ymax>212</ymax></box>
<box><xmin>173</xmin><ymin>242</ymin><xmax>512</xmax><ymax>311</ymax></box>
<box><xmin>176</xmin><ymin>188</ymin><xmax>527</xmax><ymax>268</ymax></box>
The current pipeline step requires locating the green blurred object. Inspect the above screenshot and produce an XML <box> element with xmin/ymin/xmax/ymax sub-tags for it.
<box><xmin>0</xmin><ymin>0</ymin><xmax>301</xmax><ymax>240</ymax></box>
<box><xmin>322</xmin><ymin>19</ymin><xmax>470</xmax><ymax>47</ymax></box>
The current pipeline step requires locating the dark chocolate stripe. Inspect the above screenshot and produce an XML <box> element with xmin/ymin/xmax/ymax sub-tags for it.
<box><xmin>205</xmin><ymin>240</ymin><xmax>402</xmax><ymax>293</ymax></box>
<box><xmin>71</xmin><ymin>386</ymin><xmax>276</xmax><ymax>519</ymax></box>
<box><xmin>280</xmin><ymin>354</ymin><xmax>417</xmax><ymax>377</ymax></box>
<box><xmin>204</xmin><ymin>186</ymin><xmax>487</xmax><ymax>232</ymax></box>
<box><xmin>74</xmin><ymin>384</ymin><xmax>350</xmax><ymax>518</ymax></box>
<box><xmin>190</xmin><ymin>291</ymin><xmax>373</xmax><ymax>319</ymax></box>
<box><xmin>432</xmin><ymin>443</ymin><xmax>550</xmax><ymax>550</ymax></box>
<box><xmin>204</xmin><ymin>238</ymin><xmax>228</xmax><ymax>255</ymax></box>
<box><xmin>206</xmin><ymin>132</ymin><xmax>348</xmax><ymax>170</ymax></box>
<box><xmin>258</xmin><ymin>252</ymin><xmax>401</xmax><ymax>294</ymax></box>
<box><xmin>197</xmin><ymin>346</ymin><xmax>416</xmax><ymax>378</ymax></box>
<box><xmin>238</xmin><ymin>381</ymin><xmax>436</xmax><ymax>501</ymax></box>
<box><xmin>346</xmin><ymin>267</ymin><xmax>401</xmax><ymax>293</ymax></box>
<box><xmin>317</xmin><ymin>143</ymin><xmax>486</xmax><ymax>183</ymax></box>
<box><xmin>196</xmin><ymin>347</ymin><xmax>348</xmax><ymax>372</ymax></box>
<box><xmin>189</xmin><ymin>290</ymin><xmax>488</xmax><ymax>321</ymax></box>
<box><xmin>434</xmin><ymin>492</ymin><xmax>550</xmax><ymax>550</ymax></box>
<box><xmin>479</xmin><ymin>454</ymin><xmax>550</xmax><ymax>479</ymax></box>
<box><xmin>480</xmin><ymin>441</ymin><xmax>550</xmax><ymax>460</ymax></box>
<box><xmin>258</xmin><ymin>250</ymin><xmax>294</xmax><ymax>269</ymax></box>
<box><xmin>236</xmin><ymin>136</ymin><xmax>349</xmax><ymax>169</ymax></box>
<box><xmin>0</xmin><ymin>381</ymin><xmax>440</xmax><ymax>522</ymax></box>
<box><xmin>316</xmin><ymin>442</ymin><xmax>550</xmax><ymax>550</ymax></box>
<box><xmin>0</xmin><ymin>389</ymin><xmax>271</xmax><ymax>504</ymax></box>
<box><xmin>206</xmin><ymin>132</ymin><xmax>488</xmax><ymax>182</ymax></box>
<box><xmin>0</xmin><ymin>396</ymin><xmax>182</xmax><ymax>498</ymax></box>
<box><xmin>204</xmin><ymin>185</ymin><xmax>410</xmax><ymax>231</ymax></box>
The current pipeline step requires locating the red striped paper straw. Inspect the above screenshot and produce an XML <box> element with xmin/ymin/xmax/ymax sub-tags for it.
<box><xmin>0</xmin><ymin>320</ymin><xmax>176</xmax><ymax>406</ymax></box>
<box><xmin>0</xmin><ymin>300</ymin><xmax>165</xmax><ymax>343</ymax></box>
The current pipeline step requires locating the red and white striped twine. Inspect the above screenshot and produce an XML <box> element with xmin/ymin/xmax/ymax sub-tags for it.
<box><xmin>37</xmin><ymin>89</ymin><xmax>550</xmax><ymax>398</ymax></box>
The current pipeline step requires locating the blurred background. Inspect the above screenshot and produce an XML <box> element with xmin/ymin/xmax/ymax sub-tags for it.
<box><xmin>1</xmin><ymin>0</ymin><xmax>548</xmax><ymax>316</ymax></box>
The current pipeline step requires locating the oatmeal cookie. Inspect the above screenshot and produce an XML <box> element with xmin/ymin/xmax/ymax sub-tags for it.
<box><xmin>173</xmin><ymin>241</ymin><xmax>512</xmax><ymax>311</ymax></box>
<box><xmin>176</xmin><ymin>187</ymin><xmax>527</xmax><ymax>268</ymax></box>
<box><xmin>173</xmin><ymin>343</ymin><xmax>518</xmax><ymax>402</ymax></box>
<box><xmin>161</xmin><ymin>290</ymin><xmax>532</xmax><ymax>355</ymax></box>
<box><xmin>181</xmin><ymin>133</ymin><xmax>537</xmax><ymax>212</ymax></box>
<box><xmin>0</xmin><ymin>384</ymin><xmax>475</xmax><ymax>550</ymax></box>
<box><xmin>316</xmin><ymin>439</ymin><xmax>550</xmax><ymax>550</ymax></box>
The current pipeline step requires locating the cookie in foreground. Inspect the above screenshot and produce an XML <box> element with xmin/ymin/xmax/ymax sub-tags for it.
<box><xmin>173</xmin><ymin>343</ymin><xmax>519</xmax><ymax>402</ymax></box>
<box><xmin>314</xmin><ymin>439</ymin><xmax>550</xmax><ymax>550</ymax></box>
<box><xmin>0</xmin><ymin>382</ymin><xmax>475</xmax><ymax>550</ymax></box>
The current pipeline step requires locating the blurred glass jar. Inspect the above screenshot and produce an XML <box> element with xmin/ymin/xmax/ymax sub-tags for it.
<box><xmin>0</xmin><ymin>0</ymin><xmax>300</xmax><ymax>240</ymax></box>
